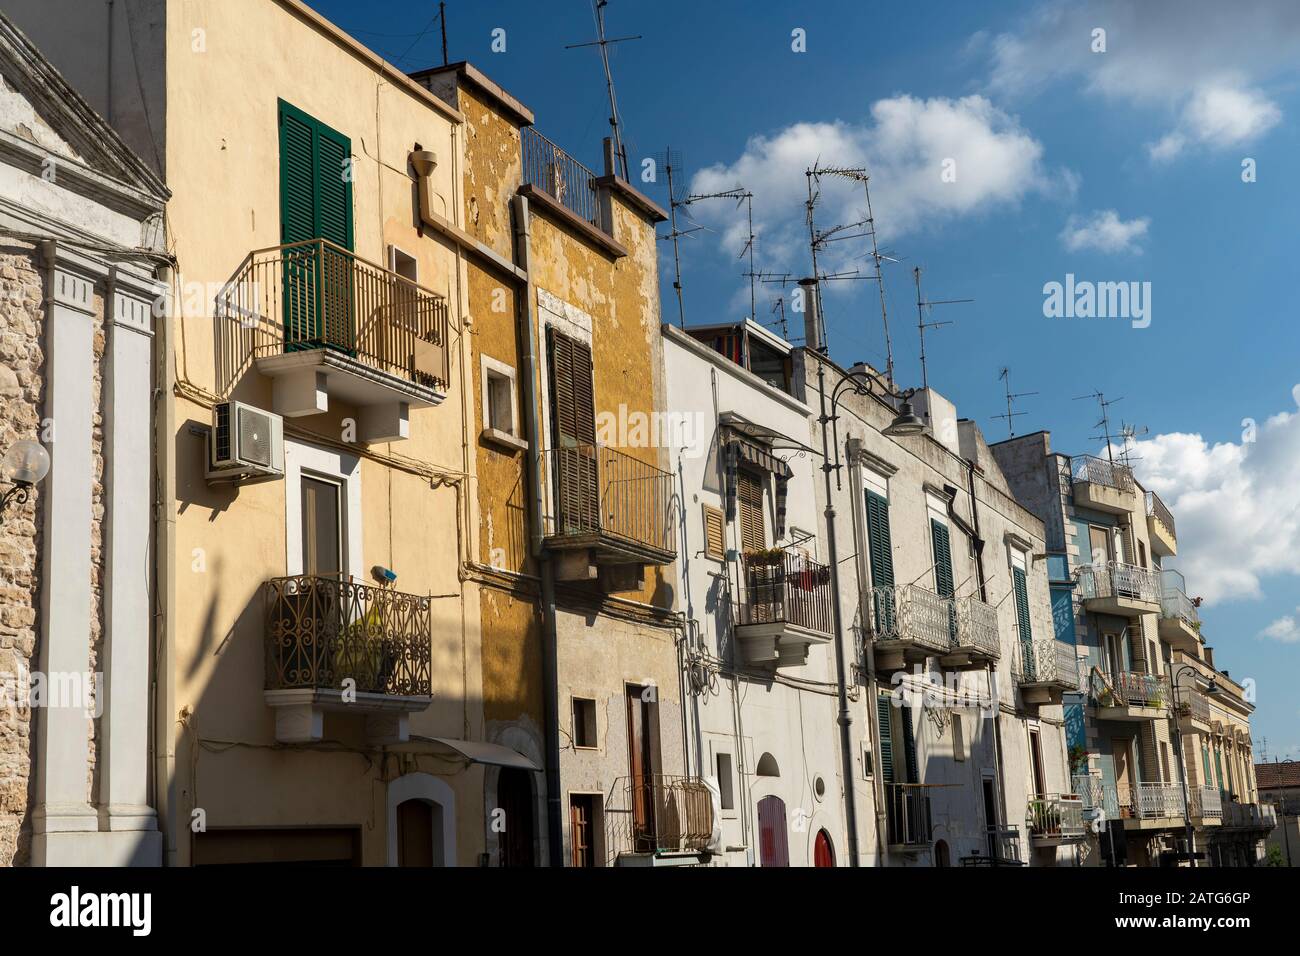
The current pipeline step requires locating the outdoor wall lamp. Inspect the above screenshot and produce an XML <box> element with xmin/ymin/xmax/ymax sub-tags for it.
<box><xmin>0</xmin><ymin>439</ymin><xmax>50</xmax><ymax>522</ymax></box>
<box><xmin>883</xmin><ymin>391</ymin><xmax>927</xmax><ymax>437</ymax></box>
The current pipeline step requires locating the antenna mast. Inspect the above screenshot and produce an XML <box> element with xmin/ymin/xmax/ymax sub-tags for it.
<box><xmin>565</xmin><ymin>1</ymin><xmax>641</xmax><ymax>180</ymax></box>
<box><xmin>684</xmin><ymin>187</ymin><xmax>757</xmax><ymax>323</ymax></box>
<box><xmin>656</xmin><ymin>148</ymin><xmax>697</xmax><ymax>328</ymax></box>
<box><xmin>912</xmin><ymin>266</ymin><xmax>972</xmax><ymax>393</ymax></box>
<box><xmin>1074</xmin><ymin>390</ymin><xmax>1123</xmax><ymax>463</ymax></box>
<box><xmin>993</xmin><ymin>367</ymin><xmax>1038</xmax><ymax>439</ymax></box>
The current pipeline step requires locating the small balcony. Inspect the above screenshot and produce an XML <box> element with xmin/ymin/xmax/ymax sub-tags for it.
<box><xmin>1145</xmin><ymin>490</ymin><xmax>1177</xmax><ymax>557</ymax></box>
<box><xmin>1073</xmin><ymin>773</ymin><xmax>1120</xmax><ymax>821</ymax></box>
<box><xmin>1014</xmin><ymin>636</ymin><xmax>1079</xmax><ymax>705</ymax></box>
<box><xmin>1075</xmin><ymin>561</ymin><xmax>1161</xmax><ymax>617</ymax></box>
<box><xmin>1027</xmin><ymin>794</ymin><xmax>1087</xmax><ymax>845</ymax></box>
<box><xmin>605</xmin><ymin>774</ymin><xmax>714</xmax><ymax>866</ymax></box>
<box><xmin>264</xmin><ymin>575</ymin><xmax>432</xmax><ymax>743</ymax></box>
<box><xmin>217</xmin><ymin>239</ymin><xmax>451</xmax><ymax>442</ymax></box>
<box><xmin>1188</xmin><ymin>785</ymin><xmax>1222</xmax><ymax>825</ymax></box>
<box><xmin>1093</xmin><ymin>671</ymin><xmax>1169</xmax><ymax>720</ymax></box>
<box><xmin>941</xmin><ymin>594</ymin><xmax>1001</xmax><ymax>669</ymax></box>
<box><xmin>734</xmin><ymin>548</ymin><xmax>834</xmax><ymax>667</ymax></box>
<box><xmin>1174</xmin><ymin>686</ymin><xmax>1211</xmax><ymax>734</ymax></box>
<box><xmin>960</xmin><ymin>825</ymin><xmax>1024</xmax><ymax>867</ymax></box>
<box><xmin>885</xmin><ymin>783</ymin><xmax>932</xmax><ymax>852</ymax></box>
<box><xmin>1119</xmin><ymin>781</ymin><xmax>1183</xmax><ymax>827</ymax></box>
<box><xmin>542</xmin><ymin>444</ymin><xmax>676</xmax><ymax>584</ymax></box>
<box><xmin>1070</xmin><ymin>455</ymin><xmax>1137</xmax><ymax>515</ymax></box>
<box><xmin>1158</xmin><ymin>569</ymin><xmax>1201</xmax><ymax>653</ymax></box>
<box><xmin>869</xmin><ymin>584</ymin><xmax>953</xmax><ymax>673</ymax></box>
<box><xmin>1221</xmin><ymin>800</ymin><xmax>1277</xmax><ymax>832</ymax></box>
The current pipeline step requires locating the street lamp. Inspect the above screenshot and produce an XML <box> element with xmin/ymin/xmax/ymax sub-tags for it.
<box><xmin>0</xmin><ymin>439</ymin><xmax>50</xmax><ymax>521</ymax></box>
<box><xmin>1171</xmin><ymin>662</ymin><xmax>1221</xmax><ymax>867</ymax></box>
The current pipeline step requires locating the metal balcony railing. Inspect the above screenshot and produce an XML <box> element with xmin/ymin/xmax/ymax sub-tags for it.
<box><xmin>521</xmin><ymin>126</ymin><xmax>601</xmax><ymax>228</ymax></box>
<box><xmin>542</xmin><ymin>444</ymin><xmax>676</xmax><ymax>558</ymax></box>
<box><xmin>1071</xmin><ymin>454</ymin><xmax>1134</xmax><ymax>492</ymax></box>
<box><xmin>961</xmin><ymin>825</ymin><xmax>1024</xmax><ymax>866</ymax></box>
<box><xmin>954</xmin><ymin>594</ymin><xmax>1001</xmax><ymax>658</ymax></box>
<box><xmin>265</xmin><ymin>575</ymin><xmax>432</xmax><ymax>697</ymax></box>
<box><xmin>604</xmin><ymin>774</ymin><xmax>714</xmax><ymax>862</ymax></box>
<box><xmin>737</xmin><ymin>548</ymin><xmax>834</xmax><ymax>636</ymax></box>
<box><xmin>1028</xmin><ymin>794</ymin><xmax>1086</xmax><ymax>840</ymax></box>
<box><xmin>1174</xmin><ymin>687</ymin><xmax>1210</xmax><ymax>724</ymax></box>
<box><xmin>885</xmin><ymin>783</ymin><xmax>932</xmax><ymax>847</ymax></box>
<box><xmin>869</xmin><ymin>584</ymin><xmax>953</xmax><ymax>655</ymax></box>
<box><xmin>1076</xmin><ymin>561</ymin><xmax>1162</xmax><ymax>604</ymax></box>
<box><xmin>1146</xmin><ymin>490</ymin><xmax>1176</xmax><ymax>538</ymax></box>
<box><xmin>1097</xmin><ymin>671</ymin><xmax>1169</xmax><ymax>709</ymax></box>
<box><xmin>1073</xmin><ymin>774</ymin><xmax>1120</xmax><ymax>818</ymax></box>
<box><xmin>216</xmin><ymin>238</ymin><xmax>451</xmax><ymax>391</ymax></box>
<box><xmin>1160</xmin><ymin>569</ymin><xmax>1199</xmax><ymax>628</ymax></box>
<box><xmin>1014</xmin><ymin>636</ymin><xmax>1079</xmax><ymax>688</ymax></box>
<box><xmin>1222</xmin><ymin>800</ymin><xmax>1276</xmax><ymax>830</ymax></box>
<box><xmin>1119</xmin><ymin>782</ymin><xmax>1182</xmax><ymax>819</ymax></box>
<box><xmin>1188</xmin><ymin>785</ymin><xmax>1222</xmax><ymax>820</ymax></box>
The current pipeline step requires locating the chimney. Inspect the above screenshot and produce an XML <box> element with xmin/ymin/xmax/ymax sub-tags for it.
<box><xmin>798</xmin><ymin>277</ymin><xmax>823</xmax><ymax>353</ymax></box>
<box><xmin>1204</xmin><ymin>646</ymin><xmax>1215</xmax><ymax>668</ymax></box>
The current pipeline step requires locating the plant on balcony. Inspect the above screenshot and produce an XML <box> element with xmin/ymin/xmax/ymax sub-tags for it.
<box><xmin>1173</xmin><ymin>700</ymin><xmax>1192</xmax><ymax>717</ymax></box>
<box><xmin>744</xmin><ymin>547</ymin><xmax>787</xmax><ymax>567</ymax></box>
<box><xmin>1027</xmin><ymin>800</ymin><xmax>1061</xmax><ymax>836</ymax></box>
<box><xmin>1068</xmin><ymin>744</ymin><xmax>1091</xmax><ymax>775</ymax></box>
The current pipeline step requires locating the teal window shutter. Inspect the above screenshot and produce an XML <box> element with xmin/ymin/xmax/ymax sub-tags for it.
<box><xmin>1013</xmin><ymin>567</ymin><xmax>1032</xmax><ymax>644</ymax></box>
<box><xmin>930</xmin><ymin>519</ymin><xmax>954</xmax><ymax>598</ymax></box>
<box><xmin>866</xmin><ymin>490</ymin><xmax>896</xmax><ymax>634</ymax></box>
<box><xmin>877</xmin><ymin>695</ymin><xmax>894</xmax><ymax>785</ymax></box>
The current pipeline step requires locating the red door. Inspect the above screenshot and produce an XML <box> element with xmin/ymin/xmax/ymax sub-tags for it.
<box><xmin>757</xmin><ymin>796</ymin><xmax>789</xmax><ymax>867</ymax></box>
<box><xmin>814</xmin><ymin>828</ymin><xmax>834</xmax><ymax>867</ymax></box>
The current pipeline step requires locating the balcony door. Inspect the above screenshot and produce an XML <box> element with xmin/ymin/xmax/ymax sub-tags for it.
<box><xmin>757</xmin><ymin>795</ymin><xmax>789</xmax><ymax>867</ymax></box>
<box><xmin>278</xmin><ymin>99</ymin><xmax>354</xmax><ymax>352</ymax></box>
<box><xmin>301</xmin><ymin>476</ymin><xmax>343</xmax><ymax>578</ymax></box>
<box><xmin>547</xmin><ymin>328</ymin><xmax>599</xmax><ymax>535</ymax></box>
<box><xmin>1028</xmin><ymin>727</ymin><xmax>1047</xmax><ymax>797</ymax></box>
<box><xmin>625</xmin><ymin>684</ymin><xmax>661</xmax><ymax>852</ymax></box>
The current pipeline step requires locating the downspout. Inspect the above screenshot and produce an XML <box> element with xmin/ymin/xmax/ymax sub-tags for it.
<box><xmin>153</xmin><ymin>263</ymin><xmax>177</xmax><ymax>865</ymax></box>
<box><xmin>511</xmin><ymin>193</ymin><xmax>562</xmax><ymax>867</ymax></box>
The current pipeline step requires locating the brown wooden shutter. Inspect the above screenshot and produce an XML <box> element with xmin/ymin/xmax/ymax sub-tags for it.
<box><xmin>737</xmin><ymin>470</ymin><xmax>766</xmax><ymax>552</ymax></box>
<box><xmin>548</xmin><ymin>328</ymin><xmax>599</xmax><ymax>533</ymax></box>
<box><xmin>702</xmin><ymin>505</ymin><xmax>726</xmax><ymax>561</ymax></box>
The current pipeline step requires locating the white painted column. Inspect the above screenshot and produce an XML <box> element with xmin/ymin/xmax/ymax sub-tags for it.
<box><xmin>32</xmin><ymin>249</ymin><xmax>100</xmax><ymax>862</ymax></box>
<box><xmin>99</xmin><ymin>269</ymin><xmax>161</xmax><ymax>857</ymax></box>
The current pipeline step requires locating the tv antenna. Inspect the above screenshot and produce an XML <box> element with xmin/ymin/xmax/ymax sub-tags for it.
<box><xmin>912</xmin><ymin>266</ymin><xmax>972</xmax><ymax>393</ymax></box>
<box><xmin>993</xmin><ymin>367</ymin><xmax>1038</xmax><ymax>439</ymax></box>
<box><xmin>685</xmin><ymin>187</ymin><xmax>758</xmax><ymax>324</ymax></box>
<box><xmin>1074</xmin><ymin>390</ymin><xmax>1123</xmax><ymax>463</ymax></box>
<box><xmin>1117</xmin><ymin>421</ymin><xmax>1149</xmax><ymax>467</ymax></box>
<box><xmin>565</xmin><ymin>0</ymin><xmax>640</xmax><ymax>180</ymax></box>
<box><xmin>769</xmin><ymin>296</ymin><xmax>789</xmax><ymax>339</ymax></box>
<box><xmin>654</xmin><ymin>148</ymin><xmax>699</xmax><ymax>328</ymax></box>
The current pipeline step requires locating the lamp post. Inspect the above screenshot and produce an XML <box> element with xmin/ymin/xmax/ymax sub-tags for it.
<box><xmin>814</xmin><ymin>356</ymin><xmax>924</xmax><ymax>868</ymax></box>
<box><xmin>0</xmin><ymin>439</ymin><xmax>50</xmax><ymax>521</ymax></box>
<box><xmin>1170</xmin><ymin>662</ymin><xmax>1221</xmax><ymax>868</ymax></box>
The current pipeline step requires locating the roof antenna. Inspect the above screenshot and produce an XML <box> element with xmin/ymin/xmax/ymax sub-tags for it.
<box><xmin>440</xmin><ymin>2</ymin><xmax>448</xmax><ymax>65</ymax></box>
<box><xmin>655</xmin><ymin>148</ymin><xmax>698</xmax><ymax>328</ymax></box>
<box><xmin>684</xmin><ymin>187</ymin><xmax>757</xmax><ymax>324</ymax></box>
<box><xmin>1074</xmin><ymin>390</ymin><xmax>1123</xmax><ymax>463</ymax></box>
<box><xmin>802</xmin><ymin>162</ymin><xmax>877</xmax><ymax>356</ymax></box>
<box><xmin>565</xmin><ymin>1</ymin><xmax>640</xmax><ymax>180</ymax></box>
<box><xmin>993</xmin><ymin>367</ymin><xmax>1037</xmax><ymax>439</ymax></box>
<box><xmin>912</xmin><ymin>266</ymin><xmax>972</xmax><ymax>393</ymax></box>
<box><xmin>1117</xmin><ymin>421</ymin><xmax>1149</xmax><ymax>467</ymax></box>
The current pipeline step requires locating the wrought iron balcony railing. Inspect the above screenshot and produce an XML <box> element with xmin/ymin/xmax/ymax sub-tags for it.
<box><xmin>1095</xmin><ymin>671</ymin><xmax>1169</xmax><ymax>710</ymax></box>
<box><xmin>1071</xmin><ymin>454</ymin><xmax>1134</xmax><ymax>492</ymax></box>
<box><xmin>1119</xmin><ymin>781</ymin><xmax>1182</xmax><ymax>819</ymax></box>
<box><xmin>521</xmin><ymin>126</ymin><xmax>601</xmax><ymax>228</ymax></box>
<box><xmin>1014</xmin><ymin>636</ymin><xmax>1079</xmax><ymax>688</ymax></box>
<box><xmin>604</xmin><ymin>774</ymin><xmax>714</xmax><ymax>862</ymax></box>
<box><xmin>1159</xmin><ymin>569</ymin><xmax>1199</xmax><ymax>627</ymax></box>
<box><xmin>216</xmin><ymin>238</ymin><xmax>451</xmax><ymax>391</ymax></box>
<box><xmin>1222</xmin><ymin>800</ymin><xmax>1277</xmax><ymax>830</ymax></box>
<box><xmin>1073</xmin><ymin>774</ymin><xmax>1120</xmax><ymax>818</ymax></box>
<box><xmin>885</xmin><ymin>783</ymin><xmax>932</xmax><ymax>848</ymax></box>
<box><xmin>960</xmin><ymin>825</ymin><xmax>1024</xmax><ymax>866</ymax></box>
<box><xmin>869</xmin><ymin>584</ymin><xmax>953</xmax><ymax>655</ymax></box>
<box><xmin>1174</xmin><ymin>687</ymin><xmax>1210</xmax><ymax>724</ymax></box>
<box><xmin>1028</xmin><ymin>794</ymin><xmax>1086</xmax><ymax>840</ymax></box>
<box><xmin>265</xmin><ymin>575</ymin><xmax>432</xmax><ymax>697</ymax></box>
<box><xmin>1188</xmin><ymin>785</ymin><xmax>1222</xmax><ymax>820</ymax></box>
<box><xmin>737</xmin><ymin>547</ymin><xmax>834</xmax><ymax>636</ymax></box>
<box><xmin>953</xmin><ymin>594</ymin><xmax>1001</xmax><ymax>658</ymax></box>
<box><xmin>542</xmin><ymin>443</ymin><xmax>676</xmax><ymax>560</ymax></box>
<box><xmin>1146</xmin><ymin>490</ymin><xmax>1176</xmax><ymax>538</ymax></box>
<box><xmin>1075</xmin><ymin>561</ymin><xmax>1162</xmax><ymax>605</ymax></box>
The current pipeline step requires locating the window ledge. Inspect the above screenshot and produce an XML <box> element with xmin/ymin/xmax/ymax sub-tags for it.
<box><xmin>481</xmin><ymin>427</ymin><xmax>529</xmax><ymax>453</ymax></box>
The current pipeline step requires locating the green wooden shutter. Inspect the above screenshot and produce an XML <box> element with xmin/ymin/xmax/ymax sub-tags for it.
<box><xmin>901</xmin><ymin>704</ymin><xmax>918</xmax><ymax>784</ymax></box>
<box><xmin>866</xmin><ymin>490</ymin><xmax>896</xmax><ymax>635</ymax></box>
<box><xmin>930</xmin><ymin>519</ymin><xmax>954</xmax><ymax>598</ymax></box>
<box><xmin>876</xmin><ymin>695</ymin><xmax>894</xmax><ymax>785</ymax></box>
<box><xmin>1214</xmin><ymin>747</ymin><xmax>1223</xmax><ymax>790</ymax></box>
<box><xmin>1013</xmin><ymin>566</ymin><xmax>1033</xmax><ymax>678</ymax></box>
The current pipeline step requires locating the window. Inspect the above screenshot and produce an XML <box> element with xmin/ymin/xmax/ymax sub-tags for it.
<box><xmin>572</xmin><ymin>697</ymin><xmax>597</xmax><ymax>749</ymax></box>
<box><xmin>548</xmin><ymin>328</ymin><xmax>598</xmax><ymax>529</ymax></box>
<box><xmin>1028</xmin><ymin>727</ymin><xmax>1046</xmax><ymax>796</ymax></box>
<box><xmin>702</xmin><ymin>504</ymin><xmax>726</xmax><ymax>561</ymax></box>
<box><xmin>1088</xmin><ymin>525</ymin><xmax>1111</xmax><ymax>566</ymax></box>
<box><xmin>952</xmin><ymin>713</ymin><xmax>965</xmax><ymax>762</ymax></box>
<box><xmin>285</xmin><ymin>440</ymin><xmax>362</xmax><ymax>579</ymax></box>
<box><xmin>301</xmin><ymin>476</ymin><xmax>342</xmax><ymax>577</ymax></box>
<box><xmin>1160</xmin><ymin>742</ymin><xmax>1171</xmax><ymax>782</ymax></box>
<box><xmin>480</xmin><ymin>356</ymin><xmax>524</xmax><ymax>450</ymax></box>
<box><xmin>737</xmin><ymin>469</ymin><xmax>766</xmax><ymax>551</ymax></box>
<box><xmin>715</xmin><ymin>751</ymin><xmax>735</xmax><ymax>810</ymax></box>
<box><xmin>1012</xmin><ymin>563</ymin><xmax>1032</xmax><ymax>645</ymax></box>
<box><xmin>389</xmin><ymin>246</ymin><xmax>417</xmax><ymax>282</ymax></box>
<box><xmin>569</xmin><ymin>794</ymin><xmax>603</xmax><ymax>867</ymax></box>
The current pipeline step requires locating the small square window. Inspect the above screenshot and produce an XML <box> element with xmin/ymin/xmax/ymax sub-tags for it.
<box><xmin>480</xmin><ymin>356</ymin><xmax>526</xmax><ymax>452</ymax></box>
<box><xmin>487</xmin><ymin>371</ymin><xmax>513</xmax><ymax>433</ymax></box>
<box><xmin>572</xmin><ymin>697</ymin><xmax>597</xmax><ymax>748</ymax></box>
<box><xmin>715</xmin><ymin>752</ymin><xmax>735</xmax><ymax>810</ymax></box>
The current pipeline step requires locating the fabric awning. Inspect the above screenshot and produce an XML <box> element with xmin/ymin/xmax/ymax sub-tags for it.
<box><xmin>721</xmin><ymin>425</ymin><xmax>792</xmax><ymax>479</ymax></box>
<box><xmin>397</xmin><ymin>736</ymin><xmax>541</xmax><ymax>771</ymax></box>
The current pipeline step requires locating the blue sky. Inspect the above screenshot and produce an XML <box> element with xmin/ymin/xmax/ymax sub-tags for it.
<box><xmin>307</xmin><ymin>0</ymin><xmax>1300</xmax><ymax>759</ymax></box>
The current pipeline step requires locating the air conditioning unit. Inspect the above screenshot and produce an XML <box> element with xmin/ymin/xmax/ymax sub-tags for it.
<box><xmin>206</xmin><ymin>401</ymin><xmax>284</xmax><ymax>483</ymax></box>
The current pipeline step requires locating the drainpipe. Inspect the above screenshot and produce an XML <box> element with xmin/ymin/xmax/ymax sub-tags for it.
<box><xmin>511</xmin><ymin>193</ymin><xmax>563</xmax><ymax>866</ymax></box>
<box><xmin>153</xmin><ymin>263</ymin><xmax>177</xmax><ymax>865</ymax></box>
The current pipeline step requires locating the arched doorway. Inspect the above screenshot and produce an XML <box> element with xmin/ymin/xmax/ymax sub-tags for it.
<box><xmin>498</xmin><ymin>766</ymin><xmax>535</xmax><ymax>866</ymax></box>
<box><xmin>396</xmin><ymin>799</ymin><xmax>440</xmax><ymax>867</ymax></box>
<box><xmin>814</xmin><ymin>828</ymin><xmax>835</xmax><ymax>867</ymax></box>
<box><xmin>934</xmin><ymin>838</ymin><xmax>950</xmax><ymax>867</ymax></box>
<box><xmin>757</xmin><ymin>795</ymin><xmax>789</xmax><ymax>867</ymax></box>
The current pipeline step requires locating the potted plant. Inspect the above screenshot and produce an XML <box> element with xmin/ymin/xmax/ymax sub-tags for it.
<box><xmin>744</xmin><ymin>547</ymin><xmax>787</xmax><ymax>568</ymax></box>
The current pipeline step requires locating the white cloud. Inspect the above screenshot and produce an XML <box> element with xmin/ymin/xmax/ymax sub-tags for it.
<box><xmin>1059</xmin><ymin>209</ymin><xmax>1149</xmax><ymax>254</ymax></box>
<box><xmin>688</xmin><ymin>95</ymin><xmax>1064</xmax><ymax>280</ymax></box>
<box><xmin>981</xmin><ymin>0</ymin><xmax>1293</xmax><ymax>159</ymax></box>
<box><xmin>1261</xmin><ymin>612</ymin><xmax>1300</xmax><ymax>643</ymax></box>
<box><xmin>1126</xmin><ymin>385</ymin><xmax>1300</xmax><ymax>605</ymax></box>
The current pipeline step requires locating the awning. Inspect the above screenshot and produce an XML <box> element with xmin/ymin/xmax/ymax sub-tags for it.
<box><xmin>395</xmin><ymin>736</ymin><xmax>542</xmax><ymax>771</ymax></box>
